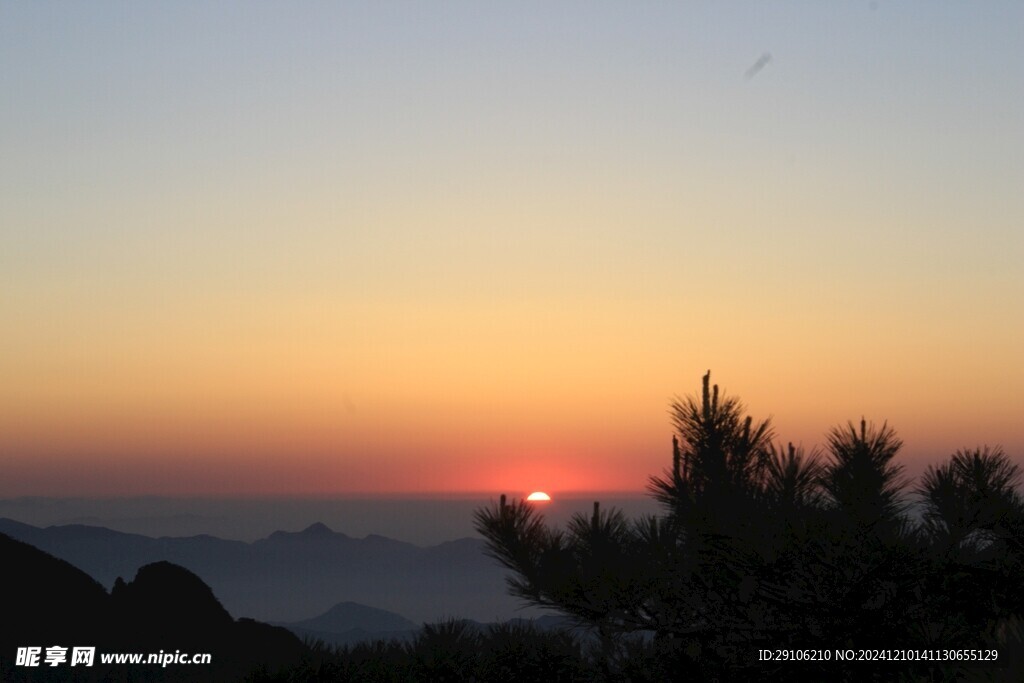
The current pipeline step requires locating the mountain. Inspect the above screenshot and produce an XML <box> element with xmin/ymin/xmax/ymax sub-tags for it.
<box><xmin>285</xmin><ymin>601</ymin><xmax>418</xmax><ymax>633</ymax></box>
<box><xmin>0</xmin><ymin>518</ymin><xmax>530</xmax><ymax>624</ymax></box>
<box><xmin>274</xmin><ymin>601</ymin><xmax>420</xmax><ymax>647</ymax></box>
<box><xmin>0</xmin><ymin>533</ymin><xmax>306</xmax><ymax>682</ymax></box>
<box><xmin>0</xmin><ymin>532</ymin><xmax>111</xmax><ymax>652</ymax></box>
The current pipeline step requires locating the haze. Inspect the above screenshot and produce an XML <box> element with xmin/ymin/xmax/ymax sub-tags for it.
<box><xmin>2</xmin><ymin>3</ymin><xmax>1021</xmax><ymax>497</ymax></box>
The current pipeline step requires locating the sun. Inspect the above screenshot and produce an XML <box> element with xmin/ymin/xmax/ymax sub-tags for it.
<box><xmin>526</xmin><ymin>491</ymin><xmax>552</xmax><ymax>502</ymax></box>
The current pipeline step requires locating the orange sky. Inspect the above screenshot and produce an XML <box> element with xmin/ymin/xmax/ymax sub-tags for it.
<box><xmin>1</xmin><ymin>3</ymin><xmax>1022</xmax><ymax>496</ymax></box>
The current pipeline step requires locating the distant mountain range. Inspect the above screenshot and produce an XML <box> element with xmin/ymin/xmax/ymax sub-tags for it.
<box><xmin>1</xmin><ymin>529</ymin><xmax>581</xmax><ymax>681</ymax></box>
<box><xmin>0</xmin><ymin>517</ymin><xmax>536</xmax><ymax>624</ymax></box>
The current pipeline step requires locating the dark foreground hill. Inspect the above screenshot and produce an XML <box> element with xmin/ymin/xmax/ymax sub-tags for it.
<box><xmin>0</xmin><ymin>518</ymin><xmax>521</xmax><ymax>623</ymax></box>
<box><xmin>0</xmin><ymin>533</ymin><xmax>592</xmax><ymax>682</ymax></box>
<box><xmin>0</xmin><ymin>533</ymin><xmax>306</xmax><ymax>682</ymax></box>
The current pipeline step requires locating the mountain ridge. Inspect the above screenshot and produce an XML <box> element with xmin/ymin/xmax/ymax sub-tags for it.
<box><xmin>0</xmin><ymin>517</ymin><xmax>529</xmax><ymax>624</ymax></box>
<box><xmin>0</xmin><ymin>532</ymin><xmax>306</xmax><ymax>681</ymax></box>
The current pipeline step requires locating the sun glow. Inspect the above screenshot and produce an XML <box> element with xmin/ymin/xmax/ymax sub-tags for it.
<box><xmin>526</xmin><ymin>491</ymin><xmax>552</xmax><ymax>502</ymax></box>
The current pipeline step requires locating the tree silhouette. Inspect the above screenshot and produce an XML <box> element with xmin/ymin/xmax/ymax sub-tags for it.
<box><xmin>918</xmin><ymin>446</ymin><xmax>1021</xmax><ymax>553</ymax></box>
<box><xmin>474</xmin><ymin>372</ymin><xmax>1023</xmax><ymax>680</ymax></box>
<box><xmin>822</xmin><ymin>419</ymin><xmax>907</xmax><ymax>533</ymax></box>
<box><xmin>915</xmin><ymin>446</ymin><xmax>1024</xmax><ymax>647</ymax></box>
<box><xmin>476</xmin><ymin>373</ymin><xmax>787</xmax><ymax>675</ymax></box>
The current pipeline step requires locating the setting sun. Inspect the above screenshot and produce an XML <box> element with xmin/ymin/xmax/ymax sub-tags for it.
<box><xmin>526</xmin><ymin>492</ymin><xmax>552</xmax><ymax>502</ymax></box>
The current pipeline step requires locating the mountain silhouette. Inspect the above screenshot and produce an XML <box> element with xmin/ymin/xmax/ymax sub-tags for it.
<box><xmin>1</xmin><ymin>533</ymin><xmax>111</xmax><ymax>653</ymax></box>
<box><xmin>0</xmin><ymin>533</ymin><xmax>306</xmax><ymax>682</ymax></box>
<box><xmin>111</xmin><ymin>561</ymin><xmax>235</xmax><ymax>647</ymax></box>
<box><xmin>0</xmin><ymin>518</ymin><xmax>526</xmax><ymax>623</ymax></box>
<box><xmin>274</xmin><ymin>601</ymin><xmax>420</xmax><ymax>647</ymax></box>
<box><xmin>297</xmin><ymin>521</ymin><xmax>334</xmax><ymax>535</ymax></box>
<box><xmin>285</xmin><ymin>601</ymin><xmax>418</xmax><ymax>633</ymax></box>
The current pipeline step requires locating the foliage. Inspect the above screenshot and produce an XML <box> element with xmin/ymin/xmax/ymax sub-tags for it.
<box><xmin>474</xmin><ymin>372</ymin><xmax>1024</xmax><ymax>680</ymax></box>
<box><xmin>254</xmin><ymin>372</ymin><xmax>1022</xmax><ymax>681</ymax></box>
<box><xmin>248</xmin><ymin>620</ymin><xmax>592</xmax><ymax>682</ymax></box>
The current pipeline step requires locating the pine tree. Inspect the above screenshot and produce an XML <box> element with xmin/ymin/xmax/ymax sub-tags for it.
<box><xmin>473</xmin><ymin>373</ymin><xmax>1024</xmax><ymax>679</ymax></box>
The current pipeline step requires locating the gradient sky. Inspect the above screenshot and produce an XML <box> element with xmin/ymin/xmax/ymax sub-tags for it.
<box><xmin>2</xmin><ymin>2</ymin><xmax>1022</xmax><ymax>496</ymax></box>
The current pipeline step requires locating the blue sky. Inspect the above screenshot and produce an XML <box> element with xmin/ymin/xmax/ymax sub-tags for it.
<box><xmin>2</xmin><ymin>2</ymin><xmax>1021</xmax><ymax>495</ymax></box>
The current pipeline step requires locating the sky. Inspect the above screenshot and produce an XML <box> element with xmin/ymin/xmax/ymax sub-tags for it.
<box><xmin>1</xmin><ymin>2</ymin><xmax>1022</xmax><ymax>497</ymax></box>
